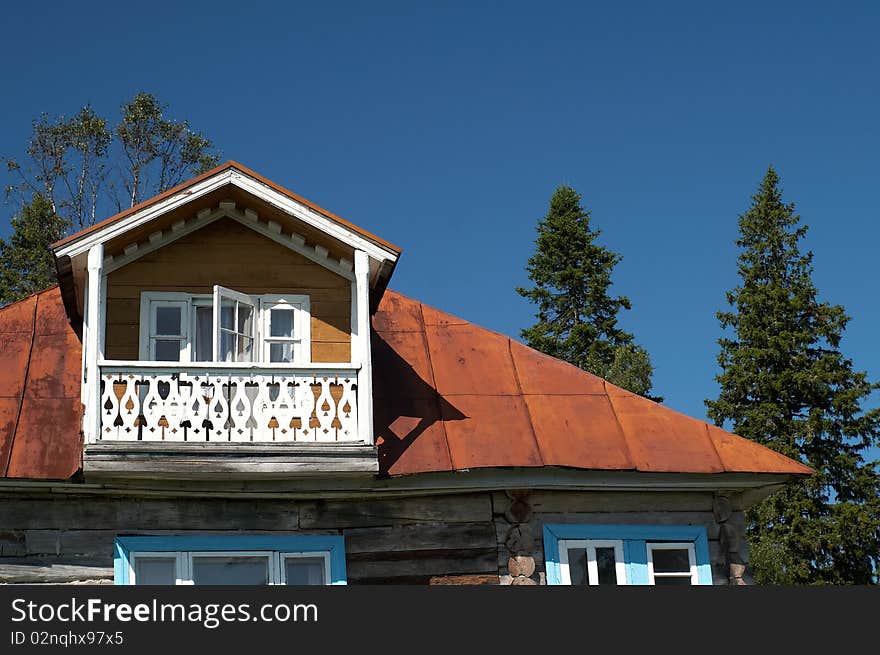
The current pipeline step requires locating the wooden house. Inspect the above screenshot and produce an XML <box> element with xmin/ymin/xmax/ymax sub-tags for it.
<box><xmin>0</xmin><ymin>162</ymin><xmax>811</xmax><ymax>585</ymax></box>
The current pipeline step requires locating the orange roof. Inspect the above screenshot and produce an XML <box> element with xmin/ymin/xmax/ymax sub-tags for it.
<box><xmin>52</xmin><ymin>160</ymin><xmax>402</xmax><ymax>255</ymax></box>
<box><xmin>0</xmin><ymin>287</ymin><xmax>82</xmax><ymax>479</ymax></box>
<box><xmin>372</xmin><ymin>290</ymin><xmax>813</xmax><ymax>477</ymax></box>
<box><xmin>0</xmin><ymin>286</ymin><xmax>811</xmax><ymax>480</ymax></box>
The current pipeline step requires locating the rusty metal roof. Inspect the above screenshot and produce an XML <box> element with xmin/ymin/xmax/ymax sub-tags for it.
<box><xmin>372</xmin><ymin>290</ymin><xmax>813</xmax><ymax>478</ymax></box>
<box><xmin>0</xmin><ymin>286</ymin><xmax>82</xmax><ymax>479</ymax></box>
<box><xmin>0</xmin><ymin>286</ymin><xmax>812</xmax><ymax>480</ymax></box>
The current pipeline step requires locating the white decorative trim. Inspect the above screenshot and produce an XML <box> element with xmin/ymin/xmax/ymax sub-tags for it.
<box><xmin>223</xmin><ymin>208</ymin><xmax>354</xmax><ymax>281</ymax></box>
<box><xmin>259</xmin><ymin>294</ymin><xmax>311</xmax><ymax>364</ymax></box>
<box><xmin>104</xmin><ymin>208</ymin><xmax>227</xmax><ymax>274</ymax></box>
<box><xmin>354</xmin><ymin>250</ymin><xmax>373</xmax><ymax>444</ymax></box>
<box><xmin>558</xmin><ymin>539</ymin><xmax>627</xmax><ymax>585</ymax></box>
<box><xmin>85</xmin><ymin>244</ymin><xmax>104</xmax><ymax>443</ymax></box>
<box><xmin>646</xmin><ymin>542</ymin><xmax>698</xmax><ymax>585</ymax></box>
<box><xmin>55</xmin><ymin>167</ymin><xmax>398</xmax><ymax>267</ymax></box>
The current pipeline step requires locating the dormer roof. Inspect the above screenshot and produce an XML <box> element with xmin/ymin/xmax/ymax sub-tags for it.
<box><xmin>51</xmin><ymin>161</ymin><xmax>401</xmax><ymax>322</ymax></box>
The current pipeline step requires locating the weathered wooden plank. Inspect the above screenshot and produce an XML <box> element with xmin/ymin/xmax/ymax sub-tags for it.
<box><xmin>527</xmin><ymin>491</ymin><xmax>716</xmax><ymax>514</ymax></box>
<box><xmin>0</xmin><ymin>498</ymin><xmax>299</xmax><ymax>531</ymax></box>
<box><xmin>0</xmin><ymin>530</ymin><xmax>25</xmax><ymax>557</ymax></box>
<box><xmin>346</xmin><ymin>549</ymin><xmax>498</xmax><ymax>580</ymax></box>
<box><xmin>344</xmin><ymin>522</ymin><xmax>496</xmax><ymax>554</ymax></box>
<box><xmin>429</xmin><ymin>574</ymin><xmax>499</xmax><ymax>585</ymax></box>
<box><xmin>25</xmin><ymin>531</ymin><xmax>60</xmax><ymax>556</ymax></box>
<box><xmin>300</xmin><ymin>494</ymin><xmax>492</xmax><ymax>529</ymax></box>
<box><xmin>529</xmin><ymin>512</ymin><xmax>722</xmax><ymax>540</ymax></box>
<box><xmin>0</xmin><ymin>561</ymin><xmax>113</xmax><ymax>584</ymax></box>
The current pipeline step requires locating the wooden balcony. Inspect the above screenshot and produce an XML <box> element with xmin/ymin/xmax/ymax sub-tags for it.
<box><xmin>83</xmin><ymin>361</ymin><xmax>377</xmax><ymax>480</ymax></box>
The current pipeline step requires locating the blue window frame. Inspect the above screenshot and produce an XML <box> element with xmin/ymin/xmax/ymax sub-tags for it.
<box><xmin>543</xmin><ymin>524</ymin><xmax>712</xmax><ymax>585</ymax></box>
<box><xmin>114</xmin><ymin>535</ymin><xmax>347</xmax><ymax>585</ymax></box>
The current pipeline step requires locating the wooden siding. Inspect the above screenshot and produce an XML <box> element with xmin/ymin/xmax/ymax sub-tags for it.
<box><xmin>0</xmin><ymin>489</ymin><xmax>741</xmax><ymax>585</ymax></box>
<box><xmin>104</xmin><ymin>217</ymin><xmax>351</xmax><ymax>363</ymax></box>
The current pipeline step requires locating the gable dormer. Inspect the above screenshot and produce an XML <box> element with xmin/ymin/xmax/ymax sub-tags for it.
<box><xmin>52</xmin><ymin>162</ymin><xmax>400</xmax><ymax>480</ymax></box>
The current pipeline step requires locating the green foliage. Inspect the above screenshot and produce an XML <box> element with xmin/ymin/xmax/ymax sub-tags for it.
<box><xmin>706</xmin><ymin>166</ymin><xmax>880</xmax><ymax>584</ymax></box>
<box><xmin>2</xmin><ymin>92</ymin><xmax>220</xmax><ymax>307</ymax></box>
<box><xmin>518</xmin><ymin>185</ymin><xmax>658</xmax><ymax>399</ymax></box>
<box><xmin>5</xmin><ymin>92</ymin><xmax>220</xmax><ymax>228</ymax></box>
<box><xmin>0</xmin><ymin>194</ymin><xmax>68</xmax><ymax>305</ymax></box>
<box><xmin>115</xmin><ymin>92</ymin><xmax>219</xmax><ymax>208</ymax></box>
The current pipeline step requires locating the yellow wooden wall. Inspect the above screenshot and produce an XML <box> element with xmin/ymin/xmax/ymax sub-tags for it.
<box><xmin>104</xmin><ymin>218</ymin><xmax>351</xmax><ymax>362</ymax></box>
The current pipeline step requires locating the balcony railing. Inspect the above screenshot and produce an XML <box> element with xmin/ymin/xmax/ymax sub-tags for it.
<box><xmin>97</xmin><ymin>361</ymin><xmax>360</xmax><ymax>443</ymax></box>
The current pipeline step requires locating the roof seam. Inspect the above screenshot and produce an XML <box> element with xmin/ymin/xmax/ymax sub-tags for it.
<box><xmin>416</xmin><ymin>301</ymin><xmax>455</xmax><ymax>472</ymax></box>
<box><xmin>4</xmin><ymin>295</ymin><xmax>38</xmax><ymax>476</ymax></box>
<box><xmin>507</xmin><ymin>338</ymin><xmax>546</xmax><ymax>467</ymax></box>
<box><xmin>602</xmin><ymin>380</ymin><xmax>639</xmax><ymax>471</ymax></box>
<box><xmin>702</xmin><ymin>421</ymin><xmax>727</xmax><ymax>473</ymax></box>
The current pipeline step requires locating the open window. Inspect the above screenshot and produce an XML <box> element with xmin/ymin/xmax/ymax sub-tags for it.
<box><xmin>139</xmin><ymin>290</ymin><xmax>311</xmax><ymax>364</ymax></box>
<box><xmin>213</xmin><ymin>285</ymin><xmax>256</xmax><ymax>363</ymax></box>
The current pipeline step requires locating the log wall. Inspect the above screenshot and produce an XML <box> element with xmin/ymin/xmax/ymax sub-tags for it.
<box><xmin>0</xmin><ymin>489</ymin><xmax>745</xmax><ymax>585</ymax></box>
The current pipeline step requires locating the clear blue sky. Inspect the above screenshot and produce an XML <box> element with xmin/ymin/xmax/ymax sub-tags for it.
<box><xmin>2</xmin><ymin>1</ymin><xmax>878</xmax><ymax>444</ymax></box>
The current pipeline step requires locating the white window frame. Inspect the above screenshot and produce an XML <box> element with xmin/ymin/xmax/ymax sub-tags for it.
<box><xmin>558</xmin><ymin>539</ymin><xmax>627</xmax><ymax>586</ymax></box>
<box><xmin>129</xmin><ymin>550</ymin><xmax>331</xmax><ymax>586</ymax></box>
<box><xmin>260</xmin><ymin>294</ymin><xmax>311</xmax><ymax>364</ymax></box>
<box><xmin>213</xmin><ymin>286</ymin><xmax>258</xmax><ymax>363</ymax></box>
<box><xmin>138</xmin><ymin>291</ymin><xmax>312</xmax><ymax>364</ymax></box>
<box><xmin>280</xmin><ymin>552</ymin><xmax>331</xmax><ymax>585</ymax></box>
<box><xmin>646</xmin><ymin>542</ymin><xmax>699</xmax><ymax>586</ymax></box>
<box><xmin>130</xmin><ymin>551</ymin><xmax>189</xmax><ymax>586</ymax></box>
<box><xmin>140</xmin><ymin>294</ymin><xmax>191</xmax><ymax>362</ymax></box>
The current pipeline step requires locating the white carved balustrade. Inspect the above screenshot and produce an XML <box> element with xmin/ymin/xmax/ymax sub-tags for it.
<box><xmin>97</xmin><ymin>363</ymin><xmax>359</xmax><ymax>443</ymax></box>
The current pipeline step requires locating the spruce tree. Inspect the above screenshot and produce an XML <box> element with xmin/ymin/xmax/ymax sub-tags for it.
<box><xmin>0</xmin><ymin>194</ymin><xmax>68</xmax><ymax>305</ymax></box>
<box><xmin>706</xmin><ymin>166</ymin><xmax>880</xmax><ymax>584</ymax></box>
<box><xmin>518</xmin><ymin>185</ymin><xmax>657</xmax><ymax>398</ymax></box>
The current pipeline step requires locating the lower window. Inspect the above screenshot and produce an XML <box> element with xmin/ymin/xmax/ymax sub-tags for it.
<box><xmin>544</xmin><ymin>525</ymin><xmax>711</xmax><ymax>586</ymax></box>
<box><xmin>114</xmin><ymin>536</ymin><xmax>345</xmax><ymax>585</ymax></box>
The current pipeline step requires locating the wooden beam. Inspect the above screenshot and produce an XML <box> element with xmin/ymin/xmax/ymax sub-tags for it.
<box><xmin>354</xmin><ymin>250</ymin><xmax>373</xmax><ymax>444</ymax></box>
<box><xmin>85</xmin><ymin>244</ymin><xmax>104</xmax><ymax>444</ymax></box>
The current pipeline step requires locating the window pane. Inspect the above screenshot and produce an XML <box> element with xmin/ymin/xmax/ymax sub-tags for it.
<box><xmin>651</xmin><ymin>548</ymin><xmax>691</xmax><ymax>573</ymax></box>
<box><xmin>220</xmin><ymin>332</ymin><xmax>235</xmax><ymax>362</ymax></box>
<box><xmin>285</xmin><ymin>557</ymin><xmax>326</xmax><ymax>585</ymax></box>
<box><xmin>654</xmin><ymin>576</ymin><xmax>692</xmax><ymax>586</ymax></box>
<box><xmin>191</xmin><ymin>556</ymin><xmax>269</xmax><ymax>585</ymax></box>
<box><xmin>595</xmin><ymin>547</ymin><xmax>618</xmax><ymax>585</ymax></box>
<box><xmin>194</xmin><ymin>306</ymin><xmax>213</xmax><ymax>362</ymax></box>
<box><xmin>135</xmin><ymin>557</ymin><xmax>176</xmax><ymax>585</ymax></box>
<box><xmin>269</xmin><ymin>342</ymin><xmax>295</xmax><ymax>363</ymax></box>
<box><xmin>238</xmin><ymin>304</ymin><xmax>253</xmax><ymax>335</ymax></box>
<box><xmin>237</xmin><ymin>335</ymin><xmax>253</xmax><ymax>362</ymax></box>
<box><xmin>154</xmin><ymin>339</ymin><xmax>181</xmax><ymax>361</ymax></box>
<box><xmin>566</xmin><ymin>548</ymin><xmax>588</xmax><ymax>586</ymax></box>
<box><xmin>270</xmin><ymin>309</ymin><xmax>295</xmax><ymax>338</ymax></box>
<box><xmin>220</xmin><ymin>299</ymin><xmax>235</xmax><ymax>330</ymax></box>
<box><xmin>155</xmin><ymin>306</ymin><xmax>181</xmax><ymax>335</ymax></box>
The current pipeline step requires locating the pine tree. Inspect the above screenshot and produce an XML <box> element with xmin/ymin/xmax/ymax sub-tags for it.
<box><xmin>706</xmin><ymin>166</ymin><xmax>880</xmax><ymax>584</ymax></box>
<box><xmin>0</xmin><ymin>194</ymin><xmax>69</xmax><ymax>305</ymax></box>
<box><xmin>517</xmin><ymin>185</ymin><xmax>658</xmax><ymax>398</ymax></box>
